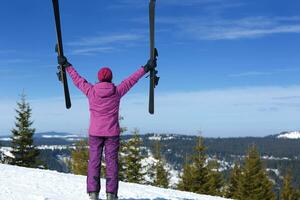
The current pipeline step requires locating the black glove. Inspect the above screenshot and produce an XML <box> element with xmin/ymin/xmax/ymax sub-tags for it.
<box><xmin>143</xmin><ymin>58</ymin><xmax>157</xmax><ymax>73</ymax></box>
<box><xmin>57</xmin><ymin>56</ymin><xmax>72</xmax><ymax>68</ymax></box>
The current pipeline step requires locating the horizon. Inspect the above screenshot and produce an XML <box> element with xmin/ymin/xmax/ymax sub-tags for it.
<box><xmin>0</xmin><ymin>130</ymin><xmax>298</xmax><ymax>139</ymax></box>
<box><xmin>1</xmin><ymin>0</ymin><xmax>300</xmax><ymax>137</ymax></box>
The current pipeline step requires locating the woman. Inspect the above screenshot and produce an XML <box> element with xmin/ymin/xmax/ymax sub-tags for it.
<box><xmin>58</xmin><ymin>56</ymin><xmax>156</xmax><ymax>200</ymax></box>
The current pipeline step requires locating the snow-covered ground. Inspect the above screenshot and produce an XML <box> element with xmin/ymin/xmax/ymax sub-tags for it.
<box><xmin>277</xmin><ymin>131</ymin><xmax>300</xmax><ymax>139</ymax></box>
<box><xmin>0</xmin><ymin>164</ymin><xmax>230</xmax><ymax>200</ymax></box>
<box><xmin>0</xmin><ymin>147</ymin><xmax>14</xmax><ymax>158</ymax></box>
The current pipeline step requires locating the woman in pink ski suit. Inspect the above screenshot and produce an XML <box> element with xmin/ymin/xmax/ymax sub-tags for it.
<box><xmin>58</xmin><ymin>56</ymin><xmax>156</xmax><ymax>200</ymax></box>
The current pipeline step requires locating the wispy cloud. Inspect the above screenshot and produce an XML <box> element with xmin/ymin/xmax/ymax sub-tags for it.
<box><xmin>67</xmin><ymin>33</ymin><xmax>144</xmax><ymax>55</ymax></box>
<box><xmin>229</xmin><ymin>71</ymin><xmax>273</xmax><ymax>77</ymax></box>
<box><xmin>70</xmin><ymin>47</ymin><xmax>116</xmax><ymax>56</ymax></box>
<box><xmin>229</xmin><ymin>67</ymin><xmax>300</xmax><ymax>78</ymax></box>
<box><xmin>106</xmin><ymin>0</ymin><xmax>244</xmax><ymax>18</ymax></box>
<box><xmin>158</xmin><ymin>16</ymin><xmax>300</xmax><ymax>40</ymax></box>
<box><xmin>272</xmin><ymin>95</ymin><xmax>300</xmax><ymax>100</ymax></box>
<box><xmin>68</xmin><ymin>34</ymin><xmax>143</xmax><ymax>47</ymax></box>
<box><xmin>108</xmin><ymin>0</ymin><xmax>229</xmax><ymax>8</ymax></box>
<box><xmin>0</xmin><ymin>58</ymin><xmax>50</xmax><ymax>79</ymax></box>
<box><xmin>0</xmin><ymin>67</ymin><xmax>39</xmax><ymax>79</ymax></box>
<box><xmin>0</xmin><ymin>58</ymin><xmax>37</xmax><ymax>65</ymax></box>
<box><xmin>157</xmin><ymin>0</ymin><xmax>225</xmax><ymax>6</ymax></box>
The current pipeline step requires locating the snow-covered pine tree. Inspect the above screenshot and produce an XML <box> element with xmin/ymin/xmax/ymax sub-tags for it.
<box><xmin>150</xmin><ymin>140</ymin><xmax>170</xmax><ymax>188</ymax></box>
<box><xmin>70</xmin><ymin>139</ymin><xmax>89</xmax><ymax>175</ymax></box>
<box><xmin>226</xmin><ymin>162</ymin><xmax>242</xmax><ymax>199</ymax></box>
<box><xmin>10</xmin><ymin>93</ymin><xmax>40</xmax><ymax>168</ymax></box>
<box><xmin>123</xmin><ymin>128</ymin><xmax>145</xmax><ymax>183</ymax></box>
<box><xmin>281</xmin><ymin>170</ymin><xmax>300</xmax><ymax>200</ymax></box>
<box><xmin>239</xmin><ymin>145</ymin><xmax>275</xmax><ymax>200</ymax></box>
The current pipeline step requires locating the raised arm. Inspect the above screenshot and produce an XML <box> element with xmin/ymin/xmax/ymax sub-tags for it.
<box><xmin>58</xmin><ymin>56</ymin><xmax>93</xmax><ymax>96</ymax></box>
<box><xmin>117</xmin><ymin>59</ymin><xmax>157</xmax><ymax>97</ymax></box>
<box><xmin>66</xmin><ymin>66</ymin><xmax>93</xmax><ymax>96</ymax></box>
<box><xmin>117</xmin><ymin>67</ymin><xmax>146</xmax><ymax>97</ymax></box>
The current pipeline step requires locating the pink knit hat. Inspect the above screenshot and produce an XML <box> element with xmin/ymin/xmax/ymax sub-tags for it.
<box><xmin>98</xmin><ymin>67</ymin><xmax>113</xmax><ymax>82</ymax></box>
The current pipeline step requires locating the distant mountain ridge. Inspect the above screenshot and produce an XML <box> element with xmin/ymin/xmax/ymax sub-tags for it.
<box><xmin>1</xmin><ymin>130</ymin><xmax>300</xmax><ymax>140</ymax></box>
<box><xmin>34</xmin><ymin>131</ymin><xmax>84</xmax><ymax>138</ymax></box>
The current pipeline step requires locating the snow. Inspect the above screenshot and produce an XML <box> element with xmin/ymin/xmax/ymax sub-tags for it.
<box><xmin>266</xmin><ymin>168</ymin><xmax>280</xmax><ymax>176</ymax></box>
<box><xmin>0</xmin><ymin>164</ymin><xmax>231</xmax><ymax>200</ymax></box>
<box><xmin>168</xmin><ymin>165</ymin><xmax>180</xmax><ymax>187</ymax></box>
<box><xmin>148</xmin><ymin>135</ymin><xmax>162</xmax><ymax>141</ymax></box>
<box><xmin>0</xmin><ymin>147</ymin><xmax>14</xmax><ymax>158</ymax></box>
<box><xmin>37</xmin><ymin>145</ymin><xmax>75</xmax><ymax>150</ymax></box>
<box><xmin>141</xmin><ymin>150</ymin><xmax>180</xmax><ymax>187</ymax></box>
<box><xmin>41</xmin><ymin>134</ymin><xmax>80</xmax><ymax>138</ymax></box>
<box><xmin>66</xmin><ymin>138</ymin><xmax>83</xmax><ymax>141</ymax></box>
<box><xmin>261</xmin><ymin>155</ymin><xmax>290</xmax><ymax>160</ymax></box>
<box><xmin>148</xmin><ymin>134</ymin><xmax>175</xmax><ymax>141</ymax></box>
<box><xmin>277</xmin><ymin>131</ymin><xmax>300</xmax><ymax>139</ymax></box>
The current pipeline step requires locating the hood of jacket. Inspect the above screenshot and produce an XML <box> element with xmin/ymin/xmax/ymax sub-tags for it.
<box><xmin>94</xmin><ymin>82</ymin><xmax>116</xmax><ymax>98</ymax></box>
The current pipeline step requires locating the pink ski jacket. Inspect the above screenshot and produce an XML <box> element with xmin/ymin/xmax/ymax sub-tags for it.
<box><xmin>66</xmin><ymin>66</ymin><xmax>146</xmax><ymax>137</ymax></box>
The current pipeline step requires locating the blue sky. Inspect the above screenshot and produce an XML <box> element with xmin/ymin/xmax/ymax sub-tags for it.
<box><xmin>1</xmin><ymin>0</ymin><xmax>300</xmax><ymax>137</ymax></box>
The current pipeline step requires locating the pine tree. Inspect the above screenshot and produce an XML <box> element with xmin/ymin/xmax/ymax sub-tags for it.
<box><xmin>190</xmin><ymin>137</ymin><xmax>210</xmax><ymax>194</ymax></box>
<box><xmin>178</xmin><ymin>137</ymin><xmax>224</xmax><ymax>195</ymax></box>
<box><xmin>118</xmin><ymin>140</ymin><xmax>126</xmax><ymax>181</ymax></box>
<box><xmin>239</xmin><ymin>145</ymin><xmax>275</xmax><ymax>200</ymax></box>
<box><xmin>70</xmin><ymin>139</ymin><xmax>89</xmax><ymax>175</ymax></box>
<box><xmin>281</xmin><ymin>170</ymin><xmax>299</xmax><ymax>200</ymax></box>
<box><xmin>0</xmin><ymin>141</ymin><xmax>3</xmax><ymax>163</ymax></box>
<box><xmin>123</xmin><ymin>129</ymin><xmax>145</xmax><ymax>183</ymax></box>
<box><xmin>226</xmin><ymin>162</ymin><xmax>242</xmax><ymax>199</ymax></box>
<box><xmin>205</xmin><ymin>159</ymin><xmax>224</xmax><ymax>196</ymax></box>
<box><xmin>295</xmin><ymin>190</ymin><xmax>300</xmax><ymax>200</ymax></box>
<box><xmin>153</xmin><ymin>160</ymin><xmax>169</xmax><ymax>188</ymax></box>
<box><xmin>150</xmin><ymin>140</ymin><xmax>170</xmax><ymax>188</ymax></box>
<box><xmin>177</xmin><ymin>154</ymin><xmax>194</xmax><ymax>191</ymax></box>
<box><xmin>118</xmin><ymin>116</ymin><xmax>127</xmax><ymax>181</ymax></box>
<box><xmin>10</xmin><ymin>93</ymin><xmax>40</xmax><ymax>168</ymax></box>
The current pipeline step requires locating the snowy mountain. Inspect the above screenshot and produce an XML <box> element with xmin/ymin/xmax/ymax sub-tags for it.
<box><xmin>0</xmin><ymin>164</ymin><xmax>230</xmax><ymax>200</ymax></box>
<box><xmin>276</xmin><ymin>131</ymin><xmax>300</xmax><ymax>139</ymax></box>
<box><xmin>35</xmin><ymin>131</ymin><xmax>85</xmax><ymax>140</ymax></box>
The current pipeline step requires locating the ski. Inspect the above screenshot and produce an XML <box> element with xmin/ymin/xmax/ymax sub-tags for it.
<box><xmin>148</xmin><ymin>0</ymin><xmax>159</xmax><ymax>114</ymax></box>
<box><xmin>52</xmin><ymin>0</ymin><xmax>71</xmax><ymax>109</ymax></box>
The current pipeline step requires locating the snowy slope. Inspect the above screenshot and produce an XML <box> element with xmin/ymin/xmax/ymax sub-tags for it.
<box><xmin>0</xmin><ymin>164</ymin><xmax>230</xmax><ymax>200</ymax></box>
<box><xmin>277</xmin><ymin>131</ymin><xmax>300</xmax><ymax>139</ymax></box>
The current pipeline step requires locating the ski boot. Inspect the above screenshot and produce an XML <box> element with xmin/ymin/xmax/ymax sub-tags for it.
<box><xmin>88</xmin><ymin>192</ymin><xmax>99</xmax><ymax>200</ymax></box>
<box><xmin>106</xmin><ymin>192</ymin><xmax>118</xmax><ymax>200</ymax></box>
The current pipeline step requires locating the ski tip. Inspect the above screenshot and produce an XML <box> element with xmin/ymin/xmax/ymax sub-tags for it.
<box><xmin>66</xmin><ymin>104</ymin><xmax>71</xmax><ymax>109</ymax></box>
<box><xmin>149</xmin><ymin>109</ymin><xmax>154</xmax><ymax>115</ymax></box>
